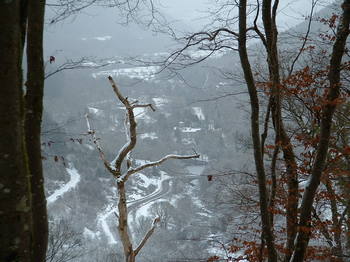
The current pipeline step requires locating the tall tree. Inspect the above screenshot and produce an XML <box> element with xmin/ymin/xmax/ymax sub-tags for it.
<box><xmin>0</xmin><ymin>1</ymin><xmax>33</xmax><ymax>261</ymax></box>
<box><xmin>291</xmin><ymin>1</ymin><xmax>350</xmax><ymax>260</ymax></box>
<box><xmin>25</xmin><ymin>0</ymin><xmax>48</xmax><ymax>261</ymax></box>
<box><xmin>0</xmin><ymin>0</ymin><xmax>47</xmax><ymax>261</ymax></box>
<box><xmin>164</xmin><ymin>0</ymin><xmax>350</xmax><ymax>260</ymax></box>
<box><xmin>86</xmin><ymin>76</ymin><xmax>199</xmax><ymax>262</ymax></box>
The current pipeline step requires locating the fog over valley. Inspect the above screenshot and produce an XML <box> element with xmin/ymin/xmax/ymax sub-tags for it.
<box><xmin>1</xmin><ymin>1</ymin><xmax>350</xmax><ymax>262</ymax></box>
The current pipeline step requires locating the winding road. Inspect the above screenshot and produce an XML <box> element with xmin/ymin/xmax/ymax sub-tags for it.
<box><xmin>97</xmin><ymin>170</ymin><xmax>203</xmax><ymax>245</ymax></box>
<box><xmin>46</xmin><ymin>163</ymin><xmax>81</xmax><ymax>205</ymax></box>
<box><xmin>46</xmin><ymin>162</ymin><xmax>204</xmax><ymax>245</ymax></box>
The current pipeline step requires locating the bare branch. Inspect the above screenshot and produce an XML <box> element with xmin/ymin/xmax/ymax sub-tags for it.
<box><xmin>108</xmin><ymin>75</ymin><xmax>130</xmax><ymax>107</ymax></box>
<box><xmin>85</xmin><ymin>114</ymin><xmax>116</xmax><ymax>175</ymax></box>
<box><xmin>132</xmin><ymin>103</ymin><xmax>155</xmax><ymax>112</ymax></box>
<box><xmin>45</xmin><ymin>57</ymin><xmax>112</xmax><ymax>79</ymax></box>
<box><xmin>134</xmin><ymin>217</ymin><xmax>160</xmax><ymax>256</ymax></box>
<box><xmin>189</xmin><ymin>91</ymin><xmax>249</xmax><ymax>104</ymax></box>
<box><xmin>125</xmin><ymin>154</ymin><xmax>200</xmax><ymax>180</ymax></box>
<box><xmin>288</xmin><ymin>0</ymin><xmax>318</xmax><ymax>76</ymax></box>
<box><xmin>108</xmin><ymin>76</ymin><xmax>137</xmax><ymax>173</ymax></box>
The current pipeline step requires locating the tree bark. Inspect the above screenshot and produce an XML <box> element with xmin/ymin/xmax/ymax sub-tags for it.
<box><xmin>25</xmin><ymin>0</ymin><xmax>48</xmax><ymax>261</ymax></box>
<box><xmin>261</xmin><ymin>1</ymin><xmax>299</xmax><ymax>258</ymax></box>
<box><xmin>117</xmin><ymin>181</ymin><xmax>135</xmax><ymax>262</ymax></box>
<box><xmin>0</xmin><ymin>1</ymin><xmax>32</xmax><ymax>261</ymax></box>
<box><xmin>290</xmin><ymin>1</ymin><xmax>350</xmax><ymax>261</ymax></box>
<box><xmin>238</xmin><ymin>1</ymin><xmax>277</xmax><ymax>261</ymax></box>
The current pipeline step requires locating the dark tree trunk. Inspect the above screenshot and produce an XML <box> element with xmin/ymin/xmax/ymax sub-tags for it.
<box><xmin>261</xmin><ymin>1</ymin><xmax>299</xmax><ymax>259</ymax></box>
<box><xmin>238</xmin><ymin>1</ymin><xmax>278</xmax><ymax>261</ymax></box>
<box><xmin>291</xmin><ymin>1</ymin><xmax>350</xmax><ymax>261</ymax></box>
<box><xmin>0</xmin><ymin>1</ymin><xmax>32</xmax><ymax>261</ymax></box>
<box><xmin>25</xmin><ymin>0</ymin><xmax>48</xmax><ymax>261</ymax></box>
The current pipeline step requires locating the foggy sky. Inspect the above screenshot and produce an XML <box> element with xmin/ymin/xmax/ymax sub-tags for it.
<box><xmin>161</xmin><ymin>0</ymin><xmax>332</xmax><ymax>31</ymax></box>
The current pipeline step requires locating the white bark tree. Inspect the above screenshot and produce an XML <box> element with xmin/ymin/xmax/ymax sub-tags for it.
<box><xmin>86</xmin><ymin>76</ymin><xmax>199</xmax><ymax>262</ymax></box>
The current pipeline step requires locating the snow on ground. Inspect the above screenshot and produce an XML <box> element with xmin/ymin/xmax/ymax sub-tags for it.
<box><xmin>152</xmin><ymin>97</ymin><xmax>168</xmax><ymax>107</ymax></box>
<box><xmin>81</xmin><ymin>61</ymin><xmax>99</xmax><ymax>67</ymax></box>
<box><xmin>184</xmin><ymin>165</ymin><xmax>212</xmax><ymax>215</ymax></box>
<box><xmin>97</xmin><ymin>171</ymin><xmax>170</xmax><ymax>244</ymax></box>
<box><xmin>130</xmin><ymin>107</ymin><xmax>154</xmax><ymax>123</ymax></box>
<box><xmin>207</xmin><ymin>245</ymin><xmax>248</xmax><ymax>262</ymax></box>
<box><xmin>186</xmin><ymin>165</ymin><xmax>206</xmax><ymax>175</ymax></box>
<box><xmin>189</xmin><ymin>49</ymin><xmax>225</xmax><ymax>59</ymax></box>
<box><xmin>92</xmin><ymin>66</ymin><xmax>159</xmax><ymax>80</ymax></box>
<box><xmin>93</xmin><ymin>36</ymin><xmax>112</xmax><ymax>41</ymax></box>
<box><xmin>200</xmin><ymin>154</ymin><xmax>209</xmax><ymax>162</ymax></box>
<box><xmin>180</xmin><ymin>127</ymin><xmax>201</xmax><ymax>133</ymax></box>
<box><xmin>83</xmin><ymin>227</ymin><xmax>100</xmax><ymax>240</ymax></box>
<box><xmin>128</xmin><ymin>172</ymin><xmax>170</xmax><ymax>206</ymax></box>
<box><xmin>81</xmin><ymin>36</ymin><xmax>112</xmax><ymax>41</ymax></box>
<box><xmin>88</xmin><ymin>99</ymin><xmax>115</xmax><ymax>107</ymax></box>
<box><xmin>134</xmin><ymin>107</ymin><xmax>151</xmax><ymax>120</ymax></box>
<box><xmin>88</xmin><ymin>106</ymin><xmax>103</xmax><ymax>116</ymax></box>
<box><xmin>84</xmin><ymin>144</ymin><xmax>95</xmax><ymax>151</ymax></box>
<box><xmin>96</xmin><ymin>203</ymin><xmax>118</xmax><ymax>245</ymax></box>
<box><xmin>192</xmin><ymin>107</ymin><xmax>205</xmax><ymax>120</ymax></box>
<box><xmin>47</xmin><ymin>164</ymin><xmax>81</xmax><ymax>204</ymax></box>
<box><xmin>134</xmin><ymin>159</ymin><xmax>151</xmax><ymax>166</ymax></box>
<box><xmin>134</xmin><ymin>199</ymin><xmax>165</xmax><ymax>219</ymax></box>
<box><xmin>143</xmin><ymin>51</ymin><xmax>169</xmax><ymax>58</ymax></box>
<box><xmin>140</xmin><ymin>132</ymin><xmax>158</xmax><ymax>140</ymax></box>
<box><xmin>182</xmin><ymin>138</ymin><xmax>196</xmax><ymax>145</ymax></box>
<box><xmin>134</xmin><ymin>173</ymin><xmax>157</xmax><ymax>188</ymax></box>
<box><xmin>129</xmin><ymin>172</ymin><xmax>171</xmax><ymax>222</ymax></box>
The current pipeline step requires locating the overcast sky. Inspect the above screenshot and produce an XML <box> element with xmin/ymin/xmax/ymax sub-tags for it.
<box><xmin>160</xmin><ymin>0</ymin><xmax>333</xmax><ymax>31</ymax></box>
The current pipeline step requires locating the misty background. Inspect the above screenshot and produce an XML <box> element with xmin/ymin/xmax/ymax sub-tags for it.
<box><xmin>42</xmin><ymin>1</ymin><xmax>339</xmax><ymax>261</ymax></box>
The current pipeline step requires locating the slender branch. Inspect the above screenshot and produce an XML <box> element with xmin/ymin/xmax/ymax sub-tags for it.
<box><xmin>311</xmin><ymin>207</ymin><xmax>334</xmax><ymax>248</ymax></box>
<box><xmin>45</xmin><ymin>57</ymin><xmax>111</xmax><ymax>79</ymax></box>
<box><xmin>134</xmin><ymin>217</ymin><xmax>160</xmax><ymax>256</ymax></box>
<box><xmin>252</xmin><ymin>0</ymin><xmax>267</xmax><ymax>48</ymax></box>
<box><xmin>108</xmin><ymin>76</ymin><xmax>130</xmax><ymax>107</ymax></box>
<box><xmin>124</xmin><ymin>154</ymin><xmax>200</xmax><ymax>181</ymax></box>
<box><xmin>132</xmin><ymin>104</ymin><xmax>156</xmax><ymax>111</ymax></box>
<box><xmin>85</xmin><ymin>113</ymin><xmax>115</xmax><ymax>175</ymax></box>
<box><xmin>288</xmin><ymin>0</ymin><xmax>317</xmax><ymax>76</ymax></box>
<box><xmin>189</xmin><ymin>91</ymin><xmax>249</xmax><ymax>104</ymax></box>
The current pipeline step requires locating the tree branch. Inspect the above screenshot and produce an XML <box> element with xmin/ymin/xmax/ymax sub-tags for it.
<box><xmin>107</xmin><ymin>76</ymin><xmax>138</xmax><ymax>173</ymax></box>
<box><xmin>85</xmin><ymin>113</ymin><xmax>115</xmax><ymax>175</ymax></box>
<box><xmin>134</xmin><ymin>217</ymin><xmax>160</xmax><ymax>256</ymax></box>
<box><xmin>123</xmin><ymin>153</ymin><xmax>200</xmax><ymax>181</ymax></box>
<box><xmin>288</xmin><ymin>0</ymin><xmax>317</xmax><ymax>76</ymax></box>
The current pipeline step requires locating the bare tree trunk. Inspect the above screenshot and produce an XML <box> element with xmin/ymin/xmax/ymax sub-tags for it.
<box><xmin>25</xmin><ymin>0</ymin><xmax>48</xmax><ymax>261</ymax></box>
<box><xmin>117</xmin><ymin>181</ymin><xmax>135</xmax><ymax>262</ymax></box>
<box><xmin>291</xmin><ymin>1</ymin><xmax>350</xmax><ymax>261</ymax></box>
<box><xmin>0</xmin><ymin>1</ymin><xmax>32</xmax><ymax>261</ymax></box>
<box><xmin>238</xmin><ymin>1</ymin><xmax>277</xmax><ymax>261</ymax></box>
<box><xmin>87</xmin><ymin>77</ymin><xmax>199</xmax><ymax>261</ymax></box>
<box><xmin>261</xmin><ymin>1</ymin><xmax>299</xmax><ymax>258</ymax></box>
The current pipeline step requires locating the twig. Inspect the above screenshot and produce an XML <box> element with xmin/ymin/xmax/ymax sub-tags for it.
<box><xmin>85</xmin><ymin>114</ymin><xmax>115</xmax><ymax>175</ymax></box>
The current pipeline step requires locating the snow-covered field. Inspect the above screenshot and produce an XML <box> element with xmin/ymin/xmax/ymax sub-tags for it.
<box><xmin>92</xmin><ymin>66</ymin><xmax>160</xmax><ymax>80</ymax></box>
<box><xmin>192</xmin><ymin>107</ymin><xmax>205</xmax><ymax>120</ymax></box>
